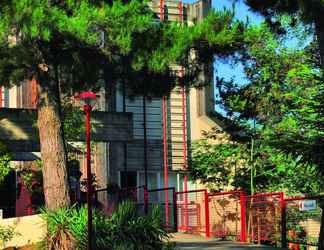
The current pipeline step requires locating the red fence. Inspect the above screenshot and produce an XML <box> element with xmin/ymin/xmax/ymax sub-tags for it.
<box><xmin>176</xmin><ymin>189</ymin><xmax>210</xmax><ymax>237</ymax></box>
<box><xmin>245</xmin><ymin>192</ymin><xmax>284</xmax><ymax>245</ymax></box>
<box><xmin>208</xmin><ymin>191</ymin><xmax>246</xmax><ymax>242</ymax></box>
<box><xmin>93</xmin><ymin>187</ymin><xmax>324</xmax><ymax>247</ymax></box>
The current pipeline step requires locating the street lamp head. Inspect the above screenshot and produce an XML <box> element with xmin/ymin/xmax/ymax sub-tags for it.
<box><xmin>78</xmin><ymin>91</ymin><xmax>98</xmax><ymax>108</ymax></box>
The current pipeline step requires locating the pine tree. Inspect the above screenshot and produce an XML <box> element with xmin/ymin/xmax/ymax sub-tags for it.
<box><xmin>243</xmin><ymin>0</ymin><xmax>324</xmax><ymax>72</ymax></box>
<box><xmin>0</xmin><ymin>0</ymin><xmax>245</xmax><ymax>210</ymax></box>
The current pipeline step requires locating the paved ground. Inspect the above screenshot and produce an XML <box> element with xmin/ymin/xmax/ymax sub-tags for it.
<box><xmin>170</xmin><ymin>233</ymin><xmax>282</xmax><ymax>250</ymax></box>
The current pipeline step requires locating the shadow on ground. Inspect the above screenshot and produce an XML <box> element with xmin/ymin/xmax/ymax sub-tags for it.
<box><xmin>170</xmin><ymin>233</ymin><xmax>282</xmax><ymax>250</ymax></box>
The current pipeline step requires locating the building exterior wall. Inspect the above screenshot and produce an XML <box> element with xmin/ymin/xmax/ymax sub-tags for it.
<box><xmin>107</xmin><ymin>0</ymin><xmax>217</xmax><ymax>192</ymax></box>
<box><xmin>0</xmin><ymin>215</ymin><xmax>46</xmax><ymax>248</ymax></box>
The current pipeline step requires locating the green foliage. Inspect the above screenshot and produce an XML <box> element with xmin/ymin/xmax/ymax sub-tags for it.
<box><xmin>286</xmin><ymin>205</ymin><xmax>322</xmax><ymax>246</ymax></box>
<box><xmin>213</xmin><ymin>23</ymin><xmax>324</xmax><ymax>193</ymax></box>
<box><xmin>0</xmin><ymin>0</ymin><xmax>247</xmax><ymax>96</ymax></box>
<box><xmin>0</xmin><ymin>142</ymin><xmax>12</xmax><ymax>184</ymax></box>
<box><xmin>0</xmin><ymin>225</ymin><xmax>16</xmax><ymax>248</ymax></box>
<box><xmin>41</xmin><ymin>202</ymin><xmax>173</xmax><ymax>250</ymax></box>
<box><xmin>190</xmin><ymin>127</ymin><xmax>323</xmax><ymax>194</ymax></box>
<box><xmin>61</xmin><ymin>100</ymin><xmax>85</xmax><ymax>142</ymax></box>
<box><xmin>95</xmin><ymin>201</ymin><xmax>170</xmax><ymax>250</ymax></box>
<box><xmin>244</xmin><ymin>0</ymin><xmax>324</xmax><ymax>28</ymax></box>
<box><xmin>190</xmin><ymin>130</ymin><xmax>248</xmax><ymax>191</ymax></box>
<box><xmin>41</xmin><ymin>206</ymin><xmax>79</xmax><ymax>250</ymax></box>
<box><xmin>20</xmin><ymin>162</ymin><xmax>43</xmax><ymax>195</ymax></box>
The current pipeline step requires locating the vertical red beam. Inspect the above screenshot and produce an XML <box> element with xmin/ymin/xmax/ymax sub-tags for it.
<box><xmin>280</xmin><ymin>192</ymin><xmax>287</xmax><ymax>248</ymax></box>
<box><xmin>162</xmin><ymin>96</ymin><xmax>169</xmax><ymax>226</ymax></box>
<box><xmin>205</xmin><ymin>190</ymin><xmax>210</xmax><ymax>238</ymax></box>
<box><xmin>184</xmin><ymin>175</ymin><xmax>188</xmax><ymax>231</ymax></box>
<box><xmin>0</xmin><ymin>87</ymin><xmax>3</xmax><ymax>108</ymax></box>
<box><xmin>180</xmin><ymin>71</ymin><xmax>187</xmax><ymax>168</ymax></box>
<box><xmin>178</xmin><ymin>0</ymin><xmax>189</xmax><ymax>233</ymax></box>
<box><xmin>178</xmin><ymin>1</ymin><xmax>183</xmax><ymax>23</ymax></box>
<box><xmin>178</xmin><ymin>0</ymin><xmax>187</xmax><ymax>171</ymax></box>
<box><xmin>31</xmin><ymin>79</ymin><xmax>38</xmax><ymax>108</ymax></box>
<box><xmin>240</xmin><ymin>192</ymin><xmax>247</xmax><ymax>242</ymax></box>
<box><xmin>84</xmin><ymin>104</ymin><xmax>93</xmax><ymax>250</ymax></box>
<box><xmin>160</xmin><ymin>0</ymin><xmax>164</xmax><ymax>21</ymax></box>
<box><xmin>160</xmin><ymin>0</ymin><xmax>169</xmax><ymax>227</ymax></box>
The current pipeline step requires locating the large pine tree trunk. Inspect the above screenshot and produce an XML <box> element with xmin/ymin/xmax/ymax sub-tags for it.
<box><xmin>37</xmin><ymin>77</ymin><xmax>70</xmax><ymax>210</ymax></box>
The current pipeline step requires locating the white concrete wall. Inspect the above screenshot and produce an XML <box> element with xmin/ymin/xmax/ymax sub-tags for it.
<box><xmin>0</xmin><ymin>215</ymin><xmax>46</xmax><ymax>248</ymax></box>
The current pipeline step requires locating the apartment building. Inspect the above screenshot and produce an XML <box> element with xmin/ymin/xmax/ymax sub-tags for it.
<box><xmin>105</xmin><ymin>0</ymin><xmax>219</xmax><ymax>193</ymax></box>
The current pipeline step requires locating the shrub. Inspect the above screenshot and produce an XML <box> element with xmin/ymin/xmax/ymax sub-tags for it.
<box><xmin>40</xmin><ymin>207</ymin><xmax>79</xmax><ymax>250</ymax></box>
<box><xmin>0</xmin><ymin>141</ymin><xmax>12</xmax><ymax>184</ymax></box>
<box><xmin>0</xmin><ymin>225</ymin><xmax>16</xmax><ymax>249</ymax></box>
<box><xmin>41</xmin><ymin>202</ymin><xmax>175</xmax><ymax>250</ymax></box>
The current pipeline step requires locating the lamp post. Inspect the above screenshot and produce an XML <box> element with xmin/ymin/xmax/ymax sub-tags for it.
<box><xmin>78</xmin><ymin>91</ymin><xmax>97</xmax><ymax>250</ymax></box>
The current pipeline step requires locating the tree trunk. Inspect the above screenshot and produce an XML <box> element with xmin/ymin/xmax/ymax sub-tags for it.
<box><xmin>37</xmin><ymin>77</ymin><xmax>70</xmax><ymax>210</ymax></box>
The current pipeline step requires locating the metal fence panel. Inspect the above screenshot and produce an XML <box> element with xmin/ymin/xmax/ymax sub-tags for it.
<box><xmin>285</xmin><ymin>196</ymin><xmax>323</xmax><ymax>248</ymax></box>
<box><xmin>208</xmin><ymin>191</ymin><xmax>245</xmax><ymax>241</ymax></box>
<box><xmin>246</xmin><ymin>192</ymin><xmax>284</xmax><ymax>246</ymax></box>
<box><xmin>176</xmin><ymin>189</ymin><xmax>209</xmax><ymax>237</ymax></box>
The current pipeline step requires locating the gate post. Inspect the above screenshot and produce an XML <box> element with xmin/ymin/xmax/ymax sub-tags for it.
<box><xmin>173</xmin><ymin>188</ymin><xmax>178</xmax><ymax>232</ymax></box>
<box><xmin>240</xmin><ymin>191</ymin><xmax>247</xmax><ymax>242</ymax></box>
<box><xmin>280</xmin><ymin>193</ymin><xmax>287</xmax><ymax>248</ymax></box>
<box><xmin>205</xmin><ymin>190</ymin><xmax>210</xmax><ymax>238</ymax></box>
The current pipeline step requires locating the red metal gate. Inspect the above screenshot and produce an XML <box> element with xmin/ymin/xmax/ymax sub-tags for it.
<box><xmin>176</xmin><ymin>189</ymin><xmax>210</xmax><ymax>237</ymax></box>
<box><xmin>246</xmin><ymin>192</ymin><xmax>284</xmax><ymax>245</ymax></box>
<box><xmin>208</xmin><ymin>191</ymin><xmax>246</xmax><ymax>242</ymax></box>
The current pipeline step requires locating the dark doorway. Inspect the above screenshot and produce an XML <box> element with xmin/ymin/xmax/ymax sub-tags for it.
<box><xmin>120</xmin><ymin>171</ymin><xmax>137</xmax><ymax>188</ymax></box>
<box><xmin>0</xmin><ymin>170</ymin><xmax>16</xmax><ymax>218</ymax></box>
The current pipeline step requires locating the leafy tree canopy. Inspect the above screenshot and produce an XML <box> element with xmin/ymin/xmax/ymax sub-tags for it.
<box><xmin>190</xmin><ymin>128</ymin><xmax>322</xmax><ymax>195</ymax></box>
<box><xmin>190</xmin><ymin>22</ymin><xmax>323</xmax><ymax>196</ymax></box>
<box><xmin>217</xmin><ymin>24</ymin><xmax>324</xmax><ymax>169</ymax></box>
<box><xmin>0</xmin><ymin>0</ymin><xmax>246</xmax><ymax>97</ymax></box>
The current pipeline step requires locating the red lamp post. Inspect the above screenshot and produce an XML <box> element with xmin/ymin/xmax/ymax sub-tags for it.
<box><xmin>78</xmin><ymin>91</ymin><xmax>97</xmax><ymax>250</ymax></box>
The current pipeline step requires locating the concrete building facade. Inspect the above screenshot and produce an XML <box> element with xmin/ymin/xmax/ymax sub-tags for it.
<box><xmin>105</xmin><ymin>0</ymin><xmax>220</xmax><ymax>193</ymax></box>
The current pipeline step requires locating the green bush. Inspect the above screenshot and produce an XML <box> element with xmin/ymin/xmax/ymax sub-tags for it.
<box><xmin>0</xmin><ymin>141</ymin><xmax>12</xmax><ymax>184</ymax></box>
<box><xmin>0</xmin><ymin>225</ymin><xmax>16</xmax><ymax>249</ymax></box>
<box><xmin>41</xmin><ymin>202</ymin><xmax>175</xmax><ymax>250</ymax></box>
